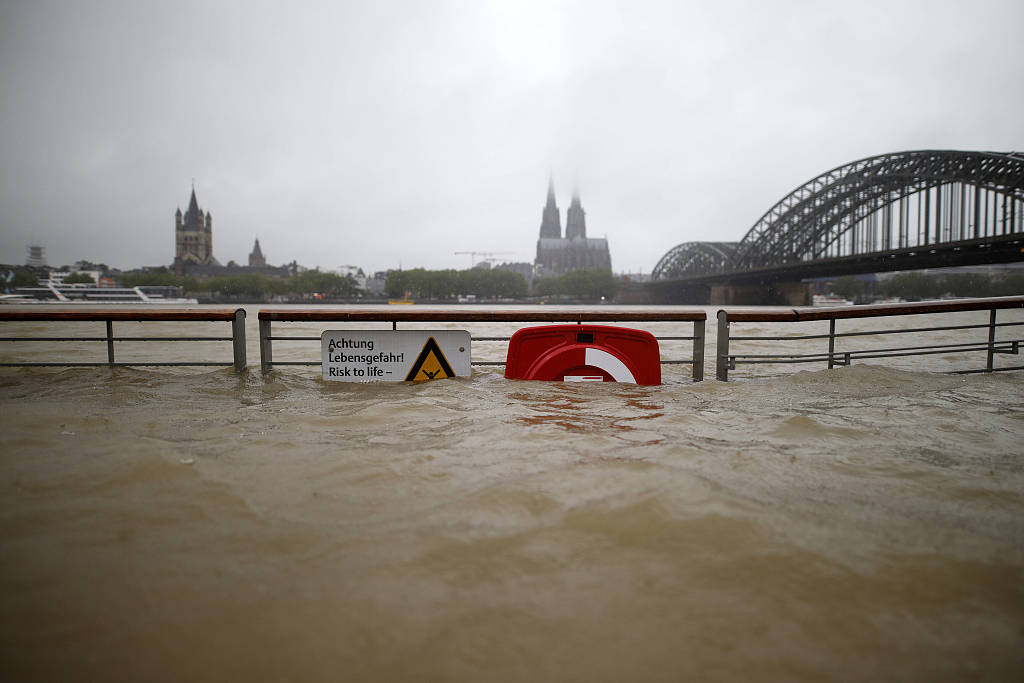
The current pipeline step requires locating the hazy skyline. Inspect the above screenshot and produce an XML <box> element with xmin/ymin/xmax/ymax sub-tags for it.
<box><xmin>1</xmin><ymin>0</ymin><xmax>1022</xmax><ymax>274</ymax></box>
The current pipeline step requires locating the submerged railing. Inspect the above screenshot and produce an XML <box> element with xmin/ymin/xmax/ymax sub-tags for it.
<box><xmin>716</xmin><ymin>296</ymin><xmax>1024</xmax><ymax>380</ymax></box>
<box><xmin>257</xmin><ymin>309</ymin><xmax>707</xmax><ymax>380</ymax></box>
<box><xmin>4</xmin><ymin>299</ymin><xmax>1023</xmax><ymax>381</ymax></box>
<box><xmin>0</xmin><ymin>309</ymin><xmax>247</xmax><ymax>370</ymax></box>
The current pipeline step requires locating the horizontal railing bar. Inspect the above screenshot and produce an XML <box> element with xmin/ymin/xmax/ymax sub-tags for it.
<box><xmin>265</xmin><ymin>334</ymin><xmax>698</xmax><ymax>343</ymax></box>
<box><xmin>265</xmin><ymin>335</ymin><xmax>516</xmax><ymax>342</ymax></box>
<box><xmin>263</xmin><ymin>359</ymin><xmax>693</xmax><ymax>367</ymax></box>
<box><xmin>0</xmin><ymin>336</ymin><xmax>112</xmax><ymax>342</ymax></box>
<box><xmin>731</xmin><ymin>343</ymin><xmax>1017</xmax><ymax>366</ymax></box>
<box><xmin>722</xmin><ymin>310</ymin><xmax>799</xmax><ymax>323</ymax></box>
<box><xmin>0</xmin><ymin>308</ymin><xmax>243</xmax><ymax>322</ymax></box>
<box><xmin>109</xmin><ymin>336</ymin><xmax>234</xmax><ymax>342</ymax></box>
<box><xmin>859</xmin><ymin>339</ymin><xmax>1016</xmax><ymax>356</ymax></box>
<box><xmin>258</xmin><ymin>308</ymin><xmax>708</xmax><ymax>322</ymax></box>
<box><xmin>264</xmin><ymin>334</ymin><xmax>520</xmax><ymax>343</ymax></box>
<box><xmin>731</xmin><ymin>338</ymin><xmax>1019</xmax><ymax>361</ymax></box>
<box><xmin>0</xmin><ymin>362</ymin><xmax>234</xmax><ymax>367</ymax></box>
<box><xmin>731</xmin><ymin>357</ymin><xmax>830</xmax><ymax>365</ymax></box>
<box><xmin>0</xmin><ymin>336</ymin><xmax>233</xmax><ymax>342</ymax></box>
<box><xmin>731</xmin><ymin>334</ymin><xmax>834</xmax><ymax>341</ymax></box>
<box><xmin>837</xmin><ymin>346</ymin><xmax>1008</xmax><ymax>362</ymax></box>
<box><xmin>830</xmin><ymin>323</ymin><xmax>994</xmax><ymax>338</ymax></box>
<box><xmin>732</xmin><ymin>353</ymin><xmax>837</xmax><ymax>362</ymax></box>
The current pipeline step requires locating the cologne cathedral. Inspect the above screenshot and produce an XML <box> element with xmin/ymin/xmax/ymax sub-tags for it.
<box><xmin>534</xmin><ymin>179</ymin><xmax>611</xmax><ymax>277</ymax></box>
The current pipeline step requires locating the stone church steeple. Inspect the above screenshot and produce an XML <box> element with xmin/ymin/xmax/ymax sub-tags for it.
<box><xmin>565</xmin><ymin>190</ymin><xmax>587</xmax><ymax>240</ymax></box>
<box><xmin>538</xmin><ymin>177</ymin><xmax>562</xmax><ymax>239</ymax></box>
<box><xmin>249</xmin><ymin>238</ymin><xmax>266</xmax><ymax>267</ymax></box>
<box><xmin>174</xmin><ymin>185</ymin><xmax>214</xmax><ymax>271</ymax></box>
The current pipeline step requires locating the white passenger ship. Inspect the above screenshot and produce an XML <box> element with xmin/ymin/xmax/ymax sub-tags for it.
<box><xmin>0</xmin><ymin>283</ymin><xmax>197</xmax><ymax>304</ymax></box>
<box><xmin>811</xmin><ymin>294</ymin><xmax>854</xmax><ymax>307</ymax></box>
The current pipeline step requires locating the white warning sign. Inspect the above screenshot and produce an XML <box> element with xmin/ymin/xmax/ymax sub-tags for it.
<box><xmin>321</xmin><ymin>330</ymin><xmax>471</xmax><ymax>382</ymax></box>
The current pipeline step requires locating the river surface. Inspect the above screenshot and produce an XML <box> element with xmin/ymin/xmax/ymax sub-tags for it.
<box><xmin>1</xmin><ymin>305</ymin><xmax>1023</xmax><ymax>681</ymax></box>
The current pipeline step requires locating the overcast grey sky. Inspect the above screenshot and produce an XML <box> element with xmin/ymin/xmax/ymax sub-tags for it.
<box><xmin>1</xmin><ymin>0</ymin><xmax>1021</xmax><ymax>274</ymax></box>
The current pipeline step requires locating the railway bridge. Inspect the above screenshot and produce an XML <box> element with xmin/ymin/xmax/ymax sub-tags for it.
<box><xmin>647</xmin><ymin>150</ymin><xmax>1024</xmax><ymax>304</ymax></box>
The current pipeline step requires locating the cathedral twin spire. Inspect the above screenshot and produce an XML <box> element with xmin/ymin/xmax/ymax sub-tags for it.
<box><xmin>539</xmin><ymin>178</ymin><xmax>562</xmax><ymax>239</ymax></box>
<box><xmin>539</xmin><ymin>178</ymin><xmax>586</xmax><ymax>240</ymax></box>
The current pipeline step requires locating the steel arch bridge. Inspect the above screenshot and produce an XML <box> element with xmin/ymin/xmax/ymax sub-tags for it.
<box><xmin>652</xmin><ymin>150</ymin><xmax>1024</xmax><ymax>281</ymax></box>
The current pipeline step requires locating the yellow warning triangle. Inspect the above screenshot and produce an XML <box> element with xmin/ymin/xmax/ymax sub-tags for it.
<box><xmin>405</xmin><ymin>337</ymin><xmax>456</xmax><ymax>381</ymax></box>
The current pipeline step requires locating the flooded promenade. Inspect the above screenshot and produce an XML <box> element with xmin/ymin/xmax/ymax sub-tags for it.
<box><xmin>1</xmin><ymin>305</ymin><xmax>1023</xmax><ymax>681</ymax></box>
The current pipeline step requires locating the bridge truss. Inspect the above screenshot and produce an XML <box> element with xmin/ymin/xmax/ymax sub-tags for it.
<box><xmin>653</xmin><ymin>150</ymin><xmax>1024</xmax><ymax>281</ymax></box>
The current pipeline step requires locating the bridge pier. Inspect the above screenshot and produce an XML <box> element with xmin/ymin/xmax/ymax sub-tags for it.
<box><xmin>710</xmin><ymin>281</ymin><xmax>811</xmax><ymax>306</ymax></box>
<box><xmin>634</xmin><ymin>281</ymin><xmax>711</xmax><ymax>304</ymax></box>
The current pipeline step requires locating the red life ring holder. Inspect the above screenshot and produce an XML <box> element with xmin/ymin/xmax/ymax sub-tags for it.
<box><xmin>504</xmin><ymin>325</ymin><xmax>661</xmax><ymax>385</ymax></box>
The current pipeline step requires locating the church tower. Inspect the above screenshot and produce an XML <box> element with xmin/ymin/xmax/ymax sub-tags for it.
<box><xmin>249</xmin><ymin>238</ymin><xmax>266</xmax><ymax>267</ymax></box>
<box><xmin>174</xmin><ymin>186</ymin><xmax>213</xmax><ymax>270</ymax></box>
<box><xmin>565</xmin><ymin>190</ymin><xmax>587</xmax><ymax>240</ymax></box>
<box><xmin>538</xmin><ymin>177</ymin><xmax>562</xmax><ymax>238</ymax></box>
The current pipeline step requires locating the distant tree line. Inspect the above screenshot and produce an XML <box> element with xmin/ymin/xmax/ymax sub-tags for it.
<box><xmin>120</xmin><ymin>267</ymin><xmax>358</xmax><ymax>298</ymax></box>
<box><xmin>382</xmin><ymin>267</ymin><xmax>616</xmax><ymax>300</ymax></box>
<box><xmin>384</xmin><ymin>268</ymin><xmax>528</xmax><ymax>300</ymax></box>
<box><xmin>829</xmin><ymin>272</ymin><xmax>1024</xmax><ymax>301</ymax></box>
<box><xmin>6</xmin><ymin>268</ymin><xmax>43</xmax><ymax>287</ymax></box>
<box><xmin>882</xmin><ymin>272</ymin><xmax>1024</xmax><ymax>299</ymax></box>
<box><xmin>532</xmin><ymin>269</ymin><xmax>617</xmax><ymax>300</ymax></box>
<box><xmin>6</xmin><ymin>264</ymin><xmax>621</xmax><ymax>301</ymax></box>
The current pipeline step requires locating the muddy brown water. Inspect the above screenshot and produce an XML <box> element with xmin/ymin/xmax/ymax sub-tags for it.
<box><xmin>1</xmin><ymin>306</ymin><xmax>1022</xmax><ymax>681</ymax></box>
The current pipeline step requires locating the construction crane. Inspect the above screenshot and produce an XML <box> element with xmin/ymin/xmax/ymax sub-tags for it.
<box><xmin>454</xmin><ymin>251</ymin><xmax>515</xmax><ymax>267</ymax></box>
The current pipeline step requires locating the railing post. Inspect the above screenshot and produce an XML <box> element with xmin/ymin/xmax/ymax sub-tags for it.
<box><xmin>716</xmin><ymin>310</ymin><xmax>730</xmax><ymax>381</ymax></box>
<box><xmin>232</xmin><ymin>309</ymin><xmax>247</xmax><ymax>371</ymax></box>
<box><xmin>259</xmin><ymin>318</ymin><xmax>273</xmax><ymax>373</ymax></box>
<box><xmin>827</xmin><ymin>319</ymin><xmax>836</xmax><ymax>369</ymax></box>
<box><xmin>106</xmin><ymin>320</ymin><xmax>114</xmax><ymax>365</ymax></box>
<box><xmin>986</xmin><ymin>308</ymin><xmax>997</xmax><ymax>371</ymax></box>
<box><xmin>692</xmin><ymin>318</ymin><xmax>705</xmax><ymax>382</ymax></box>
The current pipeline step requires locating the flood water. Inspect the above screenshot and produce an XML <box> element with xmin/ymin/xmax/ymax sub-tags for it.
<box><xmin>1</xmin><ymin>305</ymin><xmax>1023</xmax><ymax>681</ymax></box>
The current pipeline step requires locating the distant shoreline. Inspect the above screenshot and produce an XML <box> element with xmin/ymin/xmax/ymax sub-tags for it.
<box><xmin>195</xmin><ymin>296</ymin><xmax>616</xmax><ymax>306</ymax></box>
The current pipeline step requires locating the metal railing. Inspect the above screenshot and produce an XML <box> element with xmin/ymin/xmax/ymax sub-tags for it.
<box><xmin>257</xmin><ymin>308</ymin><xmax>707</xmax><ymax>380</ymax></box>
<box><xmin>0</xmin><ymin>308</ymin><xmax>247</xmax><ymax>370</ymax></box>
<box><xmin>716</xmin><ymin>296</ymin><xmax>1024</xmax><ymax>380</ymax></box>
<box><xmin>6</xmin><ymin>299</ymin><xmax>1022</xmax><ymax>381</ymax></box>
